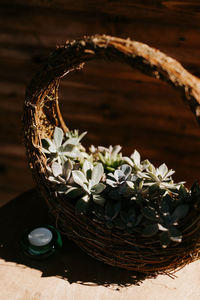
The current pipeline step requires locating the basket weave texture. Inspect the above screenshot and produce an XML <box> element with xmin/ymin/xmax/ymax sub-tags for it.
<box><xmin>24</xmin><ymin>35</ymin><xmax>200</xmax><ymax>276</ymax></box>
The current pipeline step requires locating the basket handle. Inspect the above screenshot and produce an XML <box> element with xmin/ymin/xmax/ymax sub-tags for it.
<box><xmin>24</xmin><ymin>34</ymin><xmax>200</xmax><ymax>142</ymax></box>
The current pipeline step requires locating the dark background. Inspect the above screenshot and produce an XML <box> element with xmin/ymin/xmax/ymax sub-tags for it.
<box><xmin>1</xmin><ymin>0</ymin><xmax>200</xmax><ymax>207</ymax></box>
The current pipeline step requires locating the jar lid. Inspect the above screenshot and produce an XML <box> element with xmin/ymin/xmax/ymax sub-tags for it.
<box><xmin>21</xmin><ymin>225</ymin><xmax>62</xmax><ymax>259</ymax></box>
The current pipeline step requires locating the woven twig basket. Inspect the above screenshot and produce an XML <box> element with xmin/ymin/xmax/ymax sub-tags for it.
<box><xmin>24</xmin><ymin>35</ymin><xmax>200</xmax><ymax>276</ymax></box>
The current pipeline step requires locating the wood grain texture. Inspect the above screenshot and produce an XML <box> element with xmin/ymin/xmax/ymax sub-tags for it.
<box><xmin>1</xmin><ymin>0</ymin><xmax>200</xmax><ymax>205</ymax></box>
<box><xmin>1</xmin><ymin>258</ymin><xmax>200</xmax><ymax>300</ymax></box>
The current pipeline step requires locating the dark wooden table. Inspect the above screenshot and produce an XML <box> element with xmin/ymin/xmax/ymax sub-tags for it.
<box><xmin>0</xmin><ymin>189</ymin><xmax>200</xmax><ymax>299</ymax></box>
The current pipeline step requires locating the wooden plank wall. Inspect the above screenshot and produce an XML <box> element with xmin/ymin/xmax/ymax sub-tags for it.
<box><xmin>1</xmin><ymin>0</ymin><xmax>200</xmax><ymax>206</ymax></box>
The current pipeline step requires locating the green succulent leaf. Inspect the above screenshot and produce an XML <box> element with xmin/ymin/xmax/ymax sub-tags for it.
<box><xmin>63</xmin><ymin>137</ymin><xmax>79</xmax><ymax>147</ymax></box>
<box><xmin>113</xmin><ymin>217</ymin><xmax>126</xmax><ymax>230</ymax></box>
<box><xmin>128</xmin><ymin>207</ymin><xmax>136</xmax><ymax>222</ymax></box>
<box><xmin>62</xmin><ymin>144</ymin><xmax>75</xmax><ymax>153</ymax></box>
<box><xmin>75</xmin><ymin>195</ymin><xmax>90</xmax><ymax>215</ymax></box>
<box><xmin>172</xmin><ymin>204</ymin><xmax>189</xmax><ymax>221</ymax></box>
<box><xmin>65</xmin><ymin>187</ymin><xmax>85</xmax><ymax>199</ymax></box>
<box><xmin>112</xmin><ymin>145</ymin><xmax>122</xmax><ymax>158</ymax></box>
<box><xmin>114</xmin><ymin>170</ymin><xmax>124</xmax><ymax>181</ymax></box>
<box><xmin>120</xmin><ymin>164</ymin><xmax>132</xmax><ymax>178</ymax></box>
<box><xmin>126</xmin><ymin>181</ymin><xmax>134</xmax><ymax>189</ymax></box>
<box><xmin>63</xmin><ymin>160</ymin><xmax>73</xmax><ymax>181</ymax></box>
<box><xmin>105</xmin><ymin>201</ymin><xmax>121</xmax><ymax>221</ymax></box>
<box><xmin>168</xmin><ymin>226</ymin><xmax>182</xmax><ymax>243</ymax></box>
<box><xmin>57</xmin><ymin>185</ymin><xmax>68</xmax><ymax>194</ymax></box>
<box><xmin>53</xmin><ymin>127</ymin><xmax>64</xmax><ymax>148</ymax></box>
<box><xmin>98</xmin><ymin>152</ymin><xmax>106</xmax><ymax>164</ymax></box>
<box><xmin>142</xmin><ymin>207</ymin><xmax>158</xmax><ymax>221</ymax></box>
<box><xmin>78</xmin><ymin>131</ymin><xmax>87</xmax><ymax>142</ymax></box>
<box><xmin>142</xmin><ymin>224</ymin><xmax>158</xmax><ymax>237</ymax></box>
<box><xmin>106</xmin><ymin>178</ymin><xmax>117</xmax><ymax>188</ymax></box>
<box><xmin>178</xmin><ymin>185</ymin><xmax>188</xmax><ymax>199</ymax></box>
<box><xmin>120</xmin><ymin>208</ymin><xmax>137</xmax><ymax>227</ymax></box>
<box><xmin>91</xmin><ymin>163</ymin><xmax>104</xmax><ymax>186</ymax></box>
<box><xmin>92</xmin><ymin>204</ymin><xmax>104</xmax><ymax>220</ymax></box>
<box><xmin>157</xmin><ymin>163</ymin><xmax>168</xmax><ymax>177</ymax></box>
<box><xmin>148</xmin><ymin>184</ymin><xmax>159</xmax><ymax>193</ymax></box>
<box><xmin>160</xmin><ymin>231</ymin><xmax>170</xmax><ymax>248</ymax></box>
<box><xmin>131</xmin><ymin>150</ymin><xmax>141</xmax><ymax>166</ymax></box>
<box><xmin>160</xmin><ymin>199</ymin><xmax>170</xmax><ymax>214</ymax></box>
<box><xmin>158</xmin><ymin>223</ymin><xmax>168</xmax><ymax>232</ymax></box>
<box><xmin>48</xmin><ymin>143</ymin><xmax>57</xmax><ymax>153</ymax></box>
<box><xmin>72</xmin><ymin>170</ymin><xmax>88</xmax><ymax>189</ymax></box>
<box><xmin>147</xmin><ymin>163</ymin><xmax>156</xmax><ymax>174</ymax></box>
<box><xmin>120</xmin><ymin>211</ymin><xmax>129</xmax><ymax>224</ymax></box>
<box><xmin>83</xmin><ymin>160</ymin><xmax>93</xmax><ymax>177</ymax></box>
<box><xmin>91</xmin><ymin>183</ymin><xmax>106</xmax><ymax>194</ymax></box>
<box><xmin>51</xmin><ymin>161</ymin><xmax>62</xmax><ymax>177</ymax></box>
<box><xmin>92</xmin><ymin>194</ymin><xmax>106</xmax><ymax>206</ymax></box>
<box><xmin>48</xmin><ymin>176</ymin><xmax>62</xmax><ymax>184</ymax></box>
<box><xmin>166</xmin><ymin>169</ymin><xmax>175</xmax><ymax>177</ymax></box>
<box><xmin>141</xmin><ymin>159</ymin><xmax>150</xmax><ymax>169</ymax></box>
<box><xmin>135</xmin><ymin>214</ymin><xmax>143</xmax><ymax>226</ymax></box>
<box><xmin>122</xmin><ymin>156</ymin><xmax>134</xmax><ymax>167</ymax></box>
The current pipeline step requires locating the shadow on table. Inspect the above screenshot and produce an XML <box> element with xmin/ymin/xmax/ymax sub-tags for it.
<box><xmin>0</xmin><ymin>189</ymin><xmax>151</xmax><ymax>287</ymax></box>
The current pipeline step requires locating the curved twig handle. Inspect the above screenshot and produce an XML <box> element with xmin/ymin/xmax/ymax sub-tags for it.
<box><xmin>24</xmin><ymin>34</ymin><xmax>200</xmax><ymax>153</ymax></box>
<box><xmin>23</xmin><ymin>35</ymin><xmax>200</xmax><ymax>274</ymax></box>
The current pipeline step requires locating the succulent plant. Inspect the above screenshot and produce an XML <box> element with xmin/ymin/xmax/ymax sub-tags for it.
<box><xmin>106</xmin><ymin>164</ymin><xmax>132</xmax><ymax>188</ymax></box>
<box><xmin>42</xmin><ymin>125</ymin><xmax>193</xmax><ymax>248</ymax></box>
<box><xmin>46</xmin><ymin>160</ymin><xmax>74</xmax><ymax>194</ymax></box>
<box><xmin>105</xmin><ymin>164</ymin><xmax>136</xmax><ymax>201</ymax></box>
<box><xmin>120</xmin><ymin>208</ymin><xmax>142</xmax><ymax>229</ymax></box>
<box><xmin>71</xmin><ymin>161</ymin><xmax>106</xmax><ymax>214</ymax></box>
<box><xmin>96</xmin><ymin>145</ymin><xmax>123</xmax><ymax>171</ymax></box>
<box><xmin>103</xmin><ymin>200</ymin><xmax>121</xmax><ymax>228</ymax></box>
<box><xmin>143</xmin><ymin>163</ymin><xmax>184</xmax><ymax>193</ymax></box>
<box><xmin>41</xmin><ymin>127</ymin><xmax>88</xmax><ymax>164</ymax></box>
<box><xmin>65</xmin><ymin>129</ymin><xmax>86</xmax><ymax>140</ymax></box>
<box><xmin>47</xmin><ymin>160</ymin><xmax>73</xmax><ymax>184</ymax></box>
<box><xmin>140</xmin><ymin>191</ymin><xmax>190</xmax><ymax>247</ymax></box>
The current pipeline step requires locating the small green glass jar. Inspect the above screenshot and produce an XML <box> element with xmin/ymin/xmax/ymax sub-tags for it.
<box><xmin>21</xmin><ymin>225</ymin><xmax>62</xmax><ymax>259</ymax></box>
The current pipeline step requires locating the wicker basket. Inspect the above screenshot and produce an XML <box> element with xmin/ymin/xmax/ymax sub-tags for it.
<box><xmin>23</xmin><ymin>35</ymin><xmax>200</xmax><ymax>276</ymax></box>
